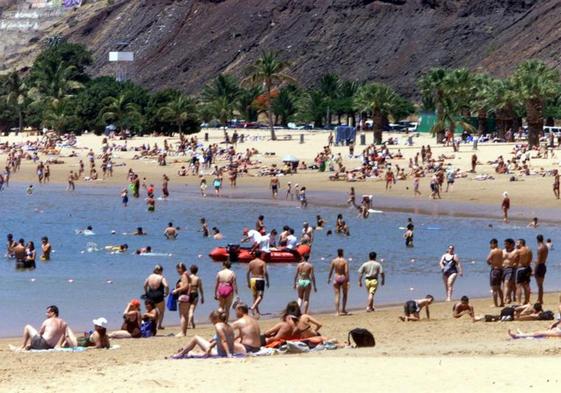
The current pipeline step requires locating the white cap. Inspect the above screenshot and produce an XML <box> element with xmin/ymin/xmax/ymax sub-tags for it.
<box><xmin>92</xmin><ymin>317</ymin><xmax>108</xmax><ymax>328</ymax></box>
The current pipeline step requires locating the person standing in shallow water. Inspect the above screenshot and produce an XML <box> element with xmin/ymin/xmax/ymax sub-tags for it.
<box><xmin>486</xmin><ymin>238</ymin><xmax>504</xmax><ymax>307</ymax></box>
<box><xmin>328</xmin><ymin>248</ymin><xmax>349</xmax><ymax>316</ymax></box>
<box><xmin>534</xmin><ymin>234</ymin><xmax>549</xmax><ymax>305</ymax></box>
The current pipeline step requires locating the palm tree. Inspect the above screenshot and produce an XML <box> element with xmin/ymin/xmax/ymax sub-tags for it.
<box><xmin>157</xmin><ymin>94</ymin><xmax>196</xmax><ymax>135</ymax></box>
<box><xmin>418</xmin><ymin>68</ymin><xmax>474</xmax><ymax>143</ymax></box>
<box><xmin>100</xmin><ymin>94</ymin><xmax>143</xmax><ymax>132</ymax></box>
<box><xmin>242</xmin><ymin>51</ymin><xmax>295</xmax><ymax>140</ymax></box>
<box><xmin>272</xmin><ymin>86</ymin><xmax>298</xmax><ymax>126</ymax></box>
<box><xmin>337</xmin><ymin>80</ymin><xmax>360</xmax><ymax>126</ymax></box>
<box><xmin>512</xmin><ymin>60</ymin><xmax>560</xmax><ymax>147</ymax></box>
<box><xmin>487</xmin><ymin>78</ymin><xmax>519</xmax><ymax>140</ymax></box>
<box><xmin>318</xmin><ymin>73</ymin><xmax>340</xmax><ymax>127</ymax></box>
<box><xmin>471</xmin><ymin>73</ymin><xmax>494</xmax><ymax>135</ymax></box>
<box><xmin>355</xmin><ymin>82</ymin><xmax>413</xmax><ymax>144</ymax></box>
<box><xmin>237</xmin><ymin>85</ymin><xmax>262</xmax><ymax>122</ymax></box>
<box><xmin>201</xmin><ymin>74</ymin><xmax>240</xmax><ymax>124</ymax></box>
<box><xmin>297</xmin><ymin>89</ymin><xmax>325</xmax><ymax>127</ymax></box>
<box><xmin>30</xmin><ymin>63</ymin><xmax>83</xmax><ymax>104</ymax></box>
<box><xmin>2</xmin><ymin>72</ymin><xmax>27</xmax><ymax>135</ymax></box>
<box><xmin>43</xmin><ymin>99</ymin><xmax>73</xmax><ymax>133</ymax></box>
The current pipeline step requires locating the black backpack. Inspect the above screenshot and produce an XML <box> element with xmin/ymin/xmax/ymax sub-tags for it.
<box><xmin>348</xmin><ymin>328</ymin><xmax>375</xmax><ymax>347</ymax></box>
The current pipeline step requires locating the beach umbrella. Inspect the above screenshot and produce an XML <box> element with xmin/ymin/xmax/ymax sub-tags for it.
<box><xmin>282</xmin><ymin>155</ymin><xmax>299</xmax><ymax>162</ymax></box>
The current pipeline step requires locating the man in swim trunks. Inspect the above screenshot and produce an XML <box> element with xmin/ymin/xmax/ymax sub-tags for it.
<box><xmin>231</xmin><ymin>303</ymin><xmax>262</xmax><ymax>353</ymax></box>
<box><xmin>399</xmin><ymin>295</ymin><xmax>433</xmax><ymax>321</ymax></box>
<box><xmin>14</xmin><ymin>239</ymin><xmax>26</xmax><ymax>268</ymax></box>
<box><xmin>328</xmin><ymin>249</ymin><xmax>349</xmax><ymax>316</ymax></box>
<box><xmin>294</xmin><ymin>254</ymin><xmax>317</xmax><ymax>314</ymax></box>
<box><xmin>20</xmin><ymin>305</ymin><xmax>68</xmax><ymax>350</ymax></box>
<box><xmin>358</xmin><ymin>251</ymin><xmax>385</xmax><ymax>312</ymax></box>
<box><xmin>501</xmin><ymin>192</ymin><xmax>510</xmax><ymax>223</ymax></box>
<box><xmin>534</xmin><ymin>234</ymin><xmax>548</xmax><ymax>304</ymax></box>
<box><xmin>6</xmin><ymin>233</ymin><xmax>16</xmax><ymax>258</ymax></box>
<box><xmin>452</xmin><ymin>296</ymin><xmax>475</xmax><ymax>321</ymax></box>
<box><xmin>270</xmin><ymin>176</ymin><xmax>280</xmax><ymax>199</ymax></box>
<box><xmin>247</xmin><ymin>250</ymin><xmax>269</xmax><ymax>318</ymax></box>
<box><xmin>486</xmin><ymin>238</ymin><xmax>504</xmax><ymax>307</ymax></box>
<box><xmin>164</xmin><ymin>222</ymin><xmax>177</xmax><ymax>239</ymax></box>
<box><xmin>515</xmin><ymin>239</ymin><xmax>532</xmax><ymax>305</ymax></box>
<box><xmin>40</xmin><ymin>236</ymin><xmax>51</xmax><ymax>261</ymax></box>
<box><xmin>502</xmin><ymin>238</ymin><xmax>518</xmax><ymax>304</ymax></box>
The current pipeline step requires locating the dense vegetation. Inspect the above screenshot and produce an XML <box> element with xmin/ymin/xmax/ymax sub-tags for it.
<box><xmin>1</xmin><ymin>41</ymin><xmax>560</xmax><ymax>146</ymax></box>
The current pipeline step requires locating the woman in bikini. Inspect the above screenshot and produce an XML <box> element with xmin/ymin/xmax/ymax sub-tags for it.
<box><xmin>439</xmin><ymin>245</ymin><xmax>463</xmax><ymax>301</ymax></box>
<box><xmin>188</xmin><ymin>265</ymin><xmax>204</xmax><ymax>329</ymax></box>
<box><xmin>109</xmin><ymin>299</ymin><xmax>142</xmax><ymax>339</ymax></box>
<box><xmin>293</xmin><ymin>255</ymin><xmax>317</xmax><ymax>314</ymax></box>
<box><xmin>214</xmin><ymin>261</ymin><xmax>237</xmax><ymax>321</ymax></box>
<box><xmin>173</xmin><ymin>263</ymin><xmax>191</xmax><ymax>337</ymax></box>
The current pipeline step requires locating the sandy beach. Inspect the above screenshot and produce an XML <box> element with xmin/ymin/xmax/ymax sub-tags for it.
<box><xmin>3</xmin><ymin>129</ymin><xmax>561</xmax><ymax>392</ymax></box>
<box><xmin>1</xmin><ymin>293</ymin><xmax>561</xmax><ymax>393</ymax></box>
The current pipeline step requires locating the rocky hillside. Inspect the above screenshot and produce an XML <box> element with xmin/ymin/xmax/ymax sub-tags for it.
<box><xmin>3</xmin><ymin>0</ymin><xmax>561</xmax><ymax>96</ymax></box>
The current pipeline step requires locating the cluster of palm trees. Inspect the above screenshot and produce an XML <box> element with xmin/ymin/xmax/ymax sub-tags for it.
<box><xmin>419</xmin><ymin>60</ymin><xmax>561</xmax><ymax>147</ymax></box>
<box><xmin>1</xmin><ymin>41</ymin><xmax>560</xmax><ymax>147</ymax></box>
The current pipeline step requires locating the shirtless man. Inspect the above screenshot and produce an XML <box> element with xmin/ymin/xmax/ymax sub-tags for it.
<box><xmin>231</xmin><ymin>303</ymin><xmax>262</xmax><ymax>353</ymax></box>
<box><xmin>515</xmin><ymin>239</ymin><xmax>532</xmax><ymax>305</ymax></box>
<box><xmin>486</xmin><ymin>238</ymin><xmax>504</xmax><ymax>307</ymax></box>
<box><xmin>327</xmin><ymin>249</ymin><xmax>349</xmax><ymax>316</ymax></box>
<box><xmin>40</xmin><ymin>236</ymin><xmax>51</xmax><ymax>261</ymax></box>
<box><xmin>246</xmin><ymin>250</ymin><xmax>269</xmax><ymax>318</ymax></box>
<box><xmin>293</xmin><ymin>254</ymin><xmax>317</xmax><ymax>314</ymax></box>
<box><xmin>501</xmin><ymin>192</ymin><xmax>510</xmax><ymax>223</ymax></box>
<box><xmin>534</xmin><ymin>234</ymin><xmax>549</xmax><ymax>304</ymax></box>
<box><xmin>502</xmin><ymin>238</ymin><xmax>518</xmax><ymax>304</ymax></box>
<box><xmin>164</xmin><ymin>222</ymin><xmax>177</xmax><ymax>240</ymax></box>
<box><xmin>400</xmin><ymin>295</ymin><xmax>434</xmax><ymax>321</ymax></box>
<box><xmin>6</xmin><ymin>233</ymin><xmax>16</xmax><ymax>258</ymax></box>
<box><xmin>452</xmin><ymin>296</ymin><xmax>475</xmax><ymax>321</ymax></box>
<box><xmin>270</xmin><ymin>176</ymin><xmax>280</xmax><ymax>199</ymax></box>
<box><xmin>20</xmin><ymin>305</ymin><xmax>68</xmax><ymax>350</ymax></box>
<box><xmin>14</xmin><ymin>239</ymin><xmax>26</xmax><ymax>268</ymax></box>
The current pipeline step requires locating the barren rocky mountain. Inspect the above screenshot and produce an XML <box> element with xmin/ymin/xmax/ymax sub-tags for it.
<box><xmin>2</xmin><ymin>0</ymin><xmax>560</xmax><ymax>95</ymax></box>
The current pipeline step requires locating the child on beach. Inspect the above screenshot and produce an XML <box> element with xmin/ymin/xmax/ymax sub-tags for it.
<box><xmin>400</xmin><ymin>295</ymin><xmax>434</xmax><ymax>321</ymax></box>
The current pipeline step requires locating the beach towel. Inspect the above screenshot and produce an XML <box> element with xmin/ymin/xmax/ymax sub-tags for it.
<box><xmin>9</xmin><ymin>344</ymin><xmax>120</xmax><ymax>353</ymax></box>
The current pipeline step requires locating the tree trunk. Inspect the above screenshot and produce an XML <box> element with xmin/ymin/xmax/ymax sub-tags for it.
<box><xmin>350</xmin><ymin>112</ymin><xmax>356</xmax><ymax>127</ymax></box>
<box><xmin>267</xmin><ymin>83</ymin><xmax>276</xmax><ymax>140</ymax></box>
<box><xmin>373</xmin><ymin>109</ymin><xmax>383</xmax><ymax>145</ymax></box>
<box><xmin>477</xmin><ymin>110</ymin><xmax>486</xmax><ymax>135</ymax></box>
<box><xmin>326</xmin><ymin>106</ymin><xmax>331</xmax><ymax>129</ymax></box>
<box><xmin>546</xmin><ymin>116</ymin><xmax>555</xmax><ymax>127</ymax></box>
<box><xmin>526</xmin><ymin>99</ymin><xmax>543</xmax><ymax>148</ymax></box>
<box><xmin>18</xmin><ymin>108</ymin><xmax>23</xmax><ymax>136</ymax></box>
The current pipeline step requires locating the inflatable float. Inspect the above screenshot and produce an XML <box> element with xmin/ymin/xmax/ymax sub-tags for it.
<box><xmin>209</xmin><ymin>244</ymin><xmax>311</xmax><ymax>263</ymax></box>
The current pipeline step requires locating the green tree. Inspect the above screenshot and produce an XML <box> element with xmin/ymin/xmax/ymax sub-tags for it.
<box><xmin>336</xmin><ymin>80</ymin><xmax>360</xmax><ymax>126</ymax></box>
<box><xmin>355</xmin><ymin>82</ymin><xmax>413</xmax><ymax>144</ymax></box>
<box><xmin>297</xmin><ymin>89</ymin><xmax>327</xmax><ymax>127</ymax></box>
<box><xmin>99</xmin><ymin>94</ymin><xmax>143</xmax><ymax>132</ymax></box>
<box><xmin>318</xmin><ymin>73</ymin><xmax>340</xmax><ymax>127</ymax></box>
<box><xmin>201</xmin><ymin>74</ymin><xmax>240</xmax><ymax>124</ymax></box>
<box><xmin>471</xmin><ymin>73</ymin><xmax>494</xmax><ymax>135</ymax></box>
<box><xmin>43</xmin><ymin>99</ymin><xmax>78</xmax><ymax>133</ymax></box>
<box><xmin>157</xmin><ymin>94</ymin><xmax>198</xmax><ymax>135</ymax></box>
<box><xmin>73</xmin><ymin>76</ymin><xmax>123</xmax><ymax>134</ymax></box>
<box><xmin>237</xmin><ymin>85</ymin><xmax>262</xmax><ymax>122</ymax></box>
<box><xmin>242</xmin><ymin>51</ymin><xmax>295</xmax><ymax>140</ymax></box>
<box><xmin>512</xmin><ymin>60</ymin><xmax>560</xmax><ymax>147</ymax></box>
<box><xmin>2</xmin><ymin>72</ymin><xmax>27</xmax><ymax>134</ymax></box>
<box><xmin>272</xmin><ymin>85</ymin><xmax>299</xmax><ymax>126</ymax></box>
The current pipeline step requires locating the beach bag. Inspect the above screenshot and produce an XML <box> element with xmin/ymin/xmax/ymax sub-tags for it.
<box><xmin>538</xmin><ymin>311</ymin><xmax>554</xmax><ymax>321</ymax></box>
<box><xmin>348</xmin><ymin>328</ymin><xmax>375</xmax><ymax>348</ymax></box>
<box><xmin>499</xmin><ymin>306</ymin><xmax>515</xmax><ymax>321</ymax></box>
<box><xmin>140</xmin><ymin>320</ymin><xmax>154</xmax><ymax>338</ymax></box>
<box><xmin>166</xmin><ymin>293</ymin><xmax>177</xmax><ymax>311</ymax></box>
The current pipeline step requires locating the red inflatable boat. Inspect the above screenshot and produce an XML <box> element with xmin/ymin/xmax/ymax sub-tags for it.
<box><xmin>209</xmin><ymin>244</ymin><xmax>311</xmax><ymax>263</ymax></box>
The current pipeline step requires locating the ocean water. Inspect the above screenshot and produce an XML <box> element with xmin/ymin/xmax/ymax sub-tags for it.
<box><xmin>1</xmin><ymin>183</ymin><xmax>560</xmax><ymax>337</ymax></box>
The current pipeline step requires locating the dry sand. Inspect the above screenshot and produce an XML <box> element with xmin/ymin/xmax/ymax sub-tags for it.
<box><xmin>1</xmin><ymin>294</ymin><xmax>561</xmax><ymax>393</ymax></box>
<box><xmin>2</xmin><ymin>129</ymin><xmax>561</xmax><ymax>392</ymax></box>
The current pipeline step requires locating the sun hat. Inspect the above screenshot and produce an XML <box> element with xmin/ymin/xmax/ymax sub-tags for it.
<box><xmin>92</xmin><ymin>317</ymin><xmax>108</xmax><ymax>328</ymax></box>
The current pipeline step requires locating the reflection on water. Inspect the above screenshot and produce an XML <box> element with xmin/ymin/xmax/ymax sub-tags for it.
<box><xmin>1</xmin><ymin>184</ymin><xmax>559</xmax><ymax>336</ymax></box>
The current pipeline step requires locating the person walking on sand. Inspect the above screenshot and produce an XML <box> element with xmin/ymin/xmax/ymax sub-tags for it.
<box><xmin>143</xmin><ymin>265</ymin><xmax>169</xmax><ymax>330</ymax></box>
<box><xmin>534</xmin><ymin>234</ymin><xmax>549</xmax><ymax>305</ymax></box>
<box><xmin>328</xmin><ymin>248</ymin><xmax>349</xmax><ymax>316</ymax></box>
<box><xmin>246</xmin><ymin>250</ymin><xmax>269</xmax><ymax>318</ymax></box>
<box><xmin>501</xmin><ymin>192</ymin><xmax>510</xmax><ymax>223</ymax></box>
<box><xmin>553</xmin><ymin>170</ymin><xmax>560</xmax><ymax>199</ymax></box>
<box><xmin>439</xmin><ymin>245</ymin><xmax>462</xmax><ymax>301</ymax></box>
<box><xmin>294</xmin><ymin>254</ymin><xmax>317</xmax><ymax>314</ymax></box>
<box><xmin>270</xmin><ymin>176</ymin><xmax>280</xmax><ymax>199</ymax></box>
<box><xmin>187</xmin><ymin>265</ymin><xmax>204</xmax><ymax>328</ymax></box>
<box><xmin>486</xmin><ymin>238</ymin><xmax>504</xmax><ymax>307</ymax></box>
<box><xmin>215</xmin><ymin>260</ymin><xmax>238</xmax><ymax>321</ymax></box>
<box><xmin>358</xmin><ymin>251</ymin><xmax>385</xmax><ymax>312</ymax></box>
<box><xmin>399</xmin><ymin>295</ymin><xmax>433</xmax><ymax>321</ymax></box>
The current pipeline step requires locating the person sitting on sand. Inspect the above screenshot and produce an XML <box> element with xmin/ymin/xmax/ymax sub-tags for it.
<box><xmin>78</xmin><ymin>318</ymin><xmax>110</xmax><ymax>349</ymax></box>
<box><xmin>141</xmin><ymin>299</ymin><xmax>160</xmax><ymax>337</ymax></box>
<box><xmin>231</xmin><ymin>303</ymin><xmax>262</xmax><ymax>353</ymax></box>
<box><xmin>20</xmin><ymin>305</ymin><xmax>68</xmax><ymax>350</ymax></box>
<box><xmin>400</xmin><ymin>295</ymin><xmax>434</xmax><ymax>321</ymax></box>
<box><xmin>452</xmin><ymin>296</ymin><xmax>475</xmax><ymax>321</ymax></box>
<box><xmin>295</xmin><ymin>312</ymin><xmax>323</xmax><ymax>339</ymax></box>
<box><xmin>263</xmin><ymin>302</ymin><xmax>301</xmax><ymax>344</ymax></box>
<box><xmin>110</xmin><ymin>299</ymin><xmax>142</xmax><ymax>339</ymax></box>
<box><xmin>171</xmin><ymin>310</ymin><xmax>245</xmax><ymax>358</ymax></box>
